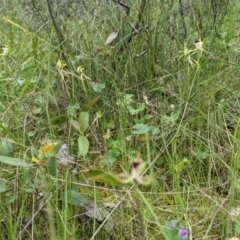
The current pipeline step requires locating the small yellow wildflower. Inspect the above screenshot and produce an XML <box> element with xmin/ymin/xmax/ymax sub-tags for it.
<box><xmin>31</xmin><ymin>156</ymin><xmax>39</xmax><ymax>163</ymax></box>
<box><xmin>105</xmin><ymin>51</ymin><xmax>111</xmax><ymax>57</ymax></box>
<box><xmin>96</xmin><ymin>111</ymin><xmax>102</xmax><ymax>118</ymax></box>
<box><xmin>41</xmin><ymin>142</ymin><xmax>58</xmax><ymax>153</ymax></box>
<box><xmin>96</xmin><ymin>46</ymin><xmax>102</xmax><ymax>52</ymax></box>
<box><xmin>143</xmin><ymin>94</ymin><xmax>150</xmax><ymax>105</ymax></box>
<box><xmin>77</xmin><ymin>66</ymin><xmax>84</xmax><ymax>74</ymax></box>
<box><xmin>56</xmin><ymin>59</ymin><xmax>67</xmax><ymax>70</ymax></box>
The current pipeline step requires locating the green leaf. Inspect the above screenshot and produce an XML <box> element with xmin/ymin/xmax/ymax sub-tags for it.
<box><xmin>116</xmin><ymin>94</ymin><xmax>133</xmax><ymax>106</ymax></box>
<box><xmin>106</xmin><ymin>149</ymin><xmax>120</xmax><ymax>166</ymax></box>
<box><xmin>3</xmin><ymin>193</ymin><xmax>17</xmax><ymax>204</ymax></box>
<box><xmin>132</xmin><ymin>124</ymin><xmax>150</xmax><ymax>134</ymax></box>
<box><xmin>51</xmin><ymin>115</ymin><xmax>68</xmax><ymax>125</ymax></box>
<box><xmin>68</xmin><ymin>189</ymin><xmax>89</xmax><ymax>206</ymax></box>
<box><xmin>27</xmin><ymin>131</ymin><xmax>36</xmax><ymax>137</ymax></box>
<box><xmin>78</xmin><ymin>111</ymin><xmax>89</xmax><ymax>133</ymax></box>
<box><xmin>92</xmin><ymin>82</ymin><xmax>105</xmax><ymax>93</ymax></box>
<box><xmin>0</xmin><ymin>155</ymin><xmax>32</xmax><ymax>167</ymax></box>
<box><xmin>46</xmin><ymin>156</ymin><xmax>57</xmax><ymax>176</ymax></box>
<box><xmin>86</xmin><ymin>169</ymin><xmax>121</xmax><ymax>187</ymax></box>
<box><xmin>162</xmin><ymin>112</ymin><xmax>179</xmax><ymax>124</ymax></box>
<box><xmin>67</xmin><ymin>103</ymin><xmax>80</xmax><ymax>118</ymax></box>
<box><xmin>162</xmin><ymin>221</ymin><xmax>178</xmax><ymax>239</ymax></box>
<box><xmin>78</xmin><ymin>135</ymin><xmax>89</xmax><ymax>157</ymax></box>
<box><xmin>194</xmin><ymin>147</ymin><xmax>210</xmax><ymax>160</ymax></box>
<box><xmin>148</xmin><ymin>126</ymin><xmax>160</xmax><ymax>135</ymax></box>
<box><xmin>0</xmin><ymin>138</ymin><xmax>14</xmax><ymax>156</ymax></box>
<box><xmin>236</xmin><ymin>215</ymin><xmax>240</xmax><ymax>233</ymax></box>
<box><xmin>107</xmin><ymin>138</ymin><xmax>124</xmax><ymax>150</ymax></box>
<box><xmin>0</xmin><ymin>179</ymin><xmax>7</xmax><ymax>193</ymax></box>
<box><xmin>127</xmin><ymin>103</ymin><xmax>145</xmax><ymax>115</ymax></box>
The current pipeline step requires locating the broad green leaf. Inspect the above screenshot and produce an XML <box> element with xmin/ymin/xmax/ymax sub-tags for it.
<box><xmin>0</xmin><ymin>179</ymin><xmax>7</xmax><ymax>193</ymax></box>
<box><xmin>148</xmin><ymin>126</ymin><xmax>160</xmax><ymax>135</ymax></box>
<box><xmin>67</xmin><ymin>103</ymin><xmax>80</xmax><ymax>118</ymax></box>
<box><xmin>86</xmin><ymin>169</ymin><xmax>121</xmax><ymax>187</ymax></box>
<box><xmin>0</xmin><ymin>138</ymin><xmax>13</xmax><ymax>156</ymax></box>
<box><xmin>116</xmin><ymin>94</ymin><xmax>133</xmax><ymax>107</ymax></box>
<box><xmin>78</xmin><ymin>111</ymin><xmax>89</xmax><ymax>133</ymax></box>
<box><xmin>25</xmin><ymin>188</ymin><xmax>36</xmax><ymax>193</ymax></box>
<box><xmin>132</xmin><ymin>124</ymin><xmax>149</xmax><ymax>134</ymax></box>
<box><xmin>127</xmin><ymin>103</ymin><xmax>145</xmax><ymax>115</ymax></box>
<box><xmin>162</xmin><ymin>221</ymin><xmax>178</xmax><ymax>239</ymax></box>
<box><xmin>82</xmin><ymin>96</ymin><xmax>101</xmax><ymax>111</ymax></box>
<box><xmin>27</xmin><ymin>131</ymin><xmax>36</xmax><ymax>137</ymax></box>
<box><xmin>33</xmin><ymin>107</ymin><xmax>42</xmax><ymax>114</ymax></box>
<box><xmin>3</xmin><ymin>193</ymin><xmax>17</xmax><ymax>204</ymax></box>
<box><xmin>46</xmin><ymin>156</ymin><xmax>57</xmax><ymax>176</ymax></box>
<box><xmin>162</xmin><ymin>112</ymin><xmax>179</xmax><ymax>124</ymax></box>
<box><xmin>194</xmin><ymin>147</ymin><xmax>210</xmax><ymax>160</ymax></box>
<box><xmin>92</xmin><ymin>83</ymin><xmax>105</xmax><ymax>93</ymax></box>
<box><xmin>0</xmin><ymin>155</ymin><xmax>32</xmax><ymax>167</ymax></box>
<box><xmin>68</xmin><ymin>190</ymin><xmax>89</xmax><ymax>206</ymax></box>
<box><xmin>52</xmin><ymin>141</ymin><xmax>65</xmax><ymax>154</ymax></box>
<box><xmin>106</xmin><ymin>149</ymin><xmax>120</xmax><ymax>166</ymax></box>
<box><xmin>51</xmin><ymin>115</ymin><xmax>68</xmax><ymax>125</ymax></box>
<box><xmin>78</xmin><ymin>136</ymin><xmax>89</xmax><ymax>157</ymax></box>
<box><xmin>236</xmin><ymin>215</ymin><xmax>240</xmax><ymax>233</ymax></box>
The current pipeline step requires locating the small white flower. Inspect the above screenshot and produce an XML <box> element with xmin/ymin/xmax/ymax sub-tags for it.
<box><xmin>194</xmin><ymin>39</ymin><xmax>203</xmax><ymax>50</ymax></box>
<box><xmin>1</xmin><ymin>46</ymin><xmax>9</xmax><ymax>55</ymax></box>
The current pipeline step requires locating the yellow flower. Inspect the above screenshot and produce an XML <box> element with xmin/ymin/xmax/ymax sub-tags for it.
<box><xmin>105</xmin><ymin>51</ymin><xmax>111</xmax><ymax>57</ymax></box>
<box><xmin>143</xmin><ymin>94</ymin><xmax>150</xmax><ymax>105</ymax></box>
<box><xmin>228</xmin><ymin>238</ymin><xmax>240</xmax><ymax>240</ymax></box>
<box><xmin>31</xmin><ymin>156</ymin><xmax>39</xmax><ymax>163</ymax></box>
<box><xmin>77</xmin><ymin>66</ymin><xmax>84</xmax><ymax>74</ymax></box>
<box><xmin>41</xmin><ymin>142</ymin><xmax>58</xmax><ymax>153</ymax></box>
<box><xmin>96</xmin><ymin>111</ymin><xmax>102</xmax><ymax>118</ymax></box>
<box><xmin>56</xmin><ymin>59</ymin><xmax>67</xmax><ymax>70</ymax></box>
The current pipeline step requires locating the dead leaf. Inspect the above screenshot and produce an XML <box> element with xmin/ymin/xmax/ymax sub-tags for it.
<box><xmin>101</xmin><ymin>209</ymin><xmax>115</xmax><ymax>232</ymax></box>
<box><xmin>57</xmin><ymin>143</ymin><xmax>76</xmax><ymax>172</ymax></box>
<box><xmin>105</xmin><ymin>30</ymin><xmax>119</xmax><ymax>45</ymax></box>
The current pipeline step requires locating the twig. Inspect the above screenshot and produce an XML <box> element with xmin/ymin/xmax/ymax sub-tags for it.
<box><xmin>114</xmin><ymin>0</ymin><xmax>147</xmax><ymax>59</ymax></box>
<box><xmin>112</xmin><ymin>0</ymin><xmax>130</xmax><ymax>15</ymax></box>
<box><xmin>45</xmin><ymin>0</ymin><xmax>67</xmax><ymax>63</ymax></box>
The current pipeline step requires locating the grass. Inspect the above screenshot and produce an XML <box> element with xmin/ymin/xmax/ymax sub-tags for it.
<box><xmin>1</xmin><ymin>0</ymin><xmax>240</xmax><ymax>239</ymax></box>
